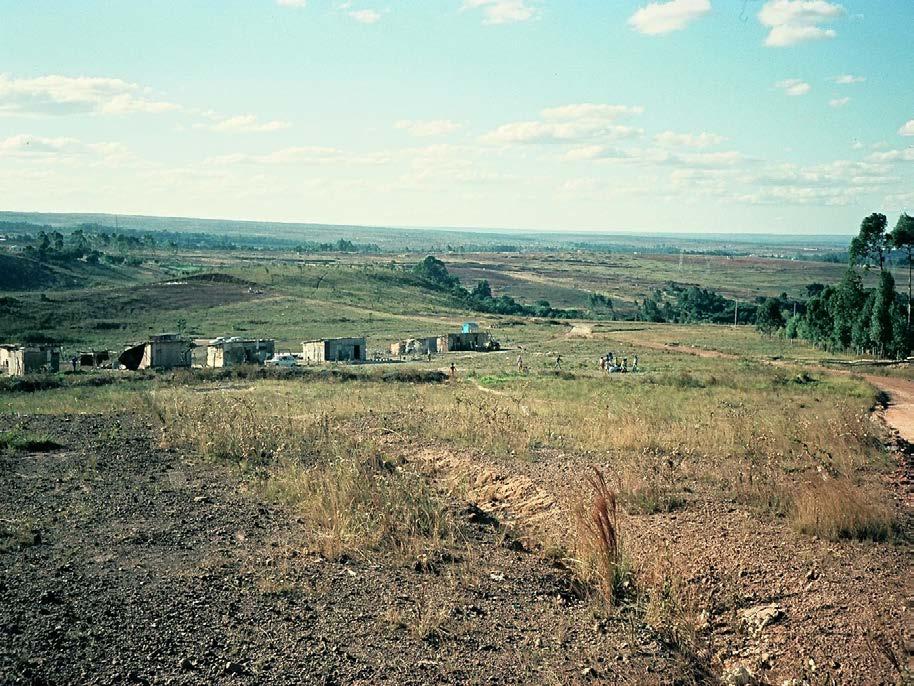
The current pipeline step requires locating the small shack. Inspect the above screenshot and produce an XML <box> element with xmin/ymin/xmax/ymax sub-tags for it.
<box><xmin>437</xmin><ymin>331</ymin><xmax>498</xmax><ymax>353</ymax></box>
<box><xmin>206</xmin><ymin>337</ymin><xmax>275</xmax><ymax>368</ymax></box>
<box><xmin>0</xmin><ymin>344</ymin><xmax>61</xmax><ymax>376</ymax></box>
<box><xmin>302</xmin><ymin>337</ymin><xmax>366</xmax><ymax>363</ymax></box>
<box><xmin>389</xmin><ymin>336</ymin><xmax>438</xmax><ymax>357</ymax></box>
<box><xmin>119</xmin><ymin>333</ymin><xmax>192</xmax><ymax>371</ymax></box>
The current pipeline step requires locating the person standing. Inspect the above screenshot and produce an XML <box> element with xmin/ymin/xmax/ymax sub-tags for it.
<box><xmin>449</xmin><ymin>362</ymin><xmax>457</xmax><ymax>382</ymax></box>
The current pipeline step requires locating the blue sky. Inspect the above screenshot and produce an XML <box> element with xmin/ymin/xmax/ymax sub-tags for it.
<box><xmin>1</xmin><ymin>0</ymin><xmax>912</xmax><ymax>234</ymax></box>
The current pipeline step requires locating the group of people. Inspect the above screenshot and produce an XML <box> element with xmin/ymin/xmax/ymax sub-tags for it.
<box><xmin>600</xmin><ymin>351</ymin><xmax>637</xmax><ymax>374</ymax></box>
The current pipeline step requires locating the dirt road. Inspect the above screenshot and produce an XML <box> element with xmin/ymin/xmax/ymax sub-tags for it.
<box><xmin>867</xmin><ymin>373</ymin><xmax>914</xmax><ymax>441</ymax></box>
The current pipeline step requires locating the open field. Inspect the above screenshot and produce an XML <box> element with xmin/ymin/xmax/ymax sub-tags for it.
<box><xmin>2</xmin><ymin>320</ymin><xmax>912</xmax><ymax>684</ymax></box>
<box><xmin>1</xmin><ymin>231</ymin><xmax>912</xmax><ymax>685</ymax></box>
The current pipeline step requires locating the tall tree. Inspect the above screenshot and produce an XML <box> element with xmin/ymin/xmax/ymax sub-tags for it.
<box><xmin>849</xmin><ymin>213</ymin><xmax>889</xmax><ymax>271</ymax></box>
<box><xmin>869</xmin><ymin>271</ymin><xmax>896</xmax><ymax>357</ymax></box>
<box><xmin>830</xmin><ymin>268</ymin><xmax>865</xmax><ymax>350</ymax></box>
<box><xmin>890</xmin><ymin>213</ymin><xmax>914</xmax><ymax>332</ymax></box>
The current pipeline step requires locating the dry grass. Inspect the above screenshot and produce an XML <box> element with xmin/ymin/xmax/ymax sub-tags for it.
<box><xmin>571</xmin><ymin>469</ymin><xmax>631</xmax><ymax>607</ymax></box>
<box><xmin>265</xmin><ymin>446</ymin><xmax>459</xmax><ymax>560</ymax></box>
<box><xmin>149</xmin><ymin>391</ymin><xmax>462</xmax><ymax>560</ymax></box>
<box><xmin>790</xmin><ymin>478</ymin><xmax>897</xmax><ymax>541</ymax></box>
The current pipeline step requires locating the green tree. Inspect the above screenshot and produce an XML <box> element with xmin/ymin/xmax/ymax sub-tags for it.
<box><xmin>829</xmin><ymin>268</ymin><xmax>865</xmax><ymax>350</ymax></box>
<box><xmin>799</xmin><ymin>288</ymin><xmax>834</xmax><ymax>348</ymax></box>
<box><xmin>851</xmin><ymin>293</ymin><xmax>875</xmax><ymax>353</ymax></box>
<box><xmin>470</xmin><ymin>279</ymin><xmax>492</xmax><ymax>299</ymax></box>
<box><xmin>890</xmin><ymin>213</ymin><xmax>914</xmax><ymax>332</ymax></box>
<box><xmin>755</xmin><ymin>297</ymin><xmax>785</xmax><ymax>335</ymax></box>
<box><xmin>849</xmin><ymin>212</ymin><xmax>889</xmax><ymax>271</ymax></box>
<box><xmin>412</xmin><ymin>255</ymin><xmax>460</xmax><ymax>290</ymax></box>
<box><xmin>869</xmin><ymin>271</ymin><xmax>896</xmax><ymax>357</ymax></box>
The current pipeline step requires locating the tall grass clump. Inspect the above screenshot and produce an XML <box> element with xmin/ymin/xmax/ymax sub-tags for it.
<box><xmin>790</xmin><ymin>478</ymin><xmax>896</xmax><ymax>541</ymax></box>
<box><xmin>266</xmin><ymin>443</ymin><xmax>460</xmax><ymax>560</ymax></box>
<box><xmin>571</xmin><ymin>469</ymin><xmax>630</xmax><ymax>607</ymax></box>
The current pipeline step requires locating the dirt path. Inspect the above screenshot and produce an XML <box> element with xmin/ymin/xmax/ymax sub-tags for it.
<box><xmin>866</xmin><ymin>373</ymin><xmax>914</xmax><ymax>441</ymax></box>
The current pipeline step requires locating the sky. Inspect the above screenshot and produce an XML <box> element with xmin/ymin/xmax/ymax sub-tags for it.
<box><xmin>0</xmin><ymin>0</ymin><xmax>912</xmax><ymax>235</ymax></box>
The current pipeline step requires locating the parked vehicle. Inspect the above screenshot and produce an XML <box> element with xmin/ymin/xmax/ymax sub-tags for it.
<box><xmin>265</xmin><ymin>353</ymin><xmax>298</xmax><ymax>368</ymax></box>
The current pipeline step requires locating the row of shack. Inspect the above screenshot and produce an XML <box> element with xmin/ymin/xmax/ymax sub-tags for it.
<box><xmin>1</xmin><ymin>323</ymin><xmax>497</xmax><ymax>376</ymax></box>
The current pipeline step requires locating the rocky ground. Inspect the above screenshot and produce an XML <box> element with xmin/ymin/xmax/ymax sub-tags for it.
<box><xmin>1</xmin><ymin>413</ymin><xmax>704</xmax><ymax>686</ymax></box>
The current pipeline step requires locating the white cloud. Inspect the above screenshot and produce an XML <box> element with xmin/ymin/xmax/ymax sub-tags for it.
<box><xmin>564</xmin><ymin>145</ymin><xmax>637</xmax><ymax>161</ymax></box>
<box><xmin>0</xmin><ymin>134</ymin><xmax>131</xmax><ymax>167</ymax></box>
<box><xmin>0</xmin><ymin>74</ymin><xmax>178</xmax><ymax>116</ymax></box>
<box><xmin>484</xmin><ymin>103</ymin><xmax>644</xmax><ymax>145</ymax></box>
<box><xmin>755</xmin><ymin>159</ymin><xmax>894</xmax><ymax>187</ymax></box>
<box><xmin>0</xmin><ymin>134</ymin><xmax>83</xmax><ymax>155</ymax></box>
<box><xmin>869</xmin><ymin>148</ymin><xmax>914</xmax><ymax>163</ymax></box>
<box><xmin>349</xmin><ymin>9</ymin><xmax>381</xmax><ymax>23</ymax></box>
<box><xmin>654</xmin><ymin>130</ymin><xmax>727</xmax><ymax>148</ymax></box>
<box><xmin>674</xmin><ymin>150</ymin><xmax>748</xmax><ymax>167</ymax></box>
<box><xmin>628</xmin><ymin>0</ymin><xmax>711</xmax><ymax>35</ymax></box>
<box><xmin>831</xmin><ymin>74</ymin><xmax>865</xmax><ymax>84</ymax></box>
<box><xmin>484</xmin><ymin>121</ymin><xmax>641</xmax><ymax>144</ymax></box>
<box><xmin>395</xmin><ymin>119</ymin><xmax>463</xmax><ymax>137</ymax></box>
<box><xmin>541</xmin><ymin>103</ymin><xmax>644</xmax><ymax>120</ymax></box>
<box><xmin>738</xmin><ymin>186</ymin><xmax>857</xmax><ymax>205</ymax></box>
<box><xmin>207</xmin><ymin>146</ymin><xmax>389</xmax><ymax>166</ymax></box>
<box><xmin>461</xmin><ymin>0</ymin><xmax>539</xmax><ymax>25</ymax></box>
<box><xmin>899</xmin><ymin>120</ymin><xmax>914</xmax><ymax>137</ymax></box>
<box><xmin>758</xmin><ymin>0</ymin><xmax>845</xmax><ymax>47</ymax></box>
<box><xmin>829</xmin><ymin>97</ymin><xmax>850</xmax><ymax>107</ymax></box>
<box><xmin>199</xmin><ymin>114</ymin><xmax>291</xmax><ymax>133</ymax></box>
<box><xmin>775</xmin><ymin>78</ymin><xmax>811</xmax><ymax>96</ymax></box>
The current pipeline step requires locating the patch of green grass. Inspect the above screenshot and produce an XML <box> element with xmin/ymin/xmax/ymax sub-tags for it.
<box><xmin>0</xmin><ymin>429</ymin><xmax>61</xmax><ymax>452</ymax></box>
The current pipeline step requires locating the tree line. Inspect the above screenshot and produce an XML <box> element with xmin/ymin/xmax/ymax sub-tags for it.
<box><xmin>763</xmin><ymin>213</ymin><xmax>914</xmax><ymax>359</ymax></box>
<box><xmin>412</xmin><ymin>255</ymin><xmax>582</xmax><ymax>319</ymax></box>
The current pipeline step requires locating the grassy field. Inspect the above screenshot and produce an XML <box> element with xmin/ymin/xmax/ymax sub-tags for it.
<box><xmin>2</xmin><ymin>236</ymin><xmax>911</xmax><ymax>682</ymax></box>
<box><xmin>0</xmin><ymin>233</ymin><xmax>876</xmax><ymax>353</ymax></box>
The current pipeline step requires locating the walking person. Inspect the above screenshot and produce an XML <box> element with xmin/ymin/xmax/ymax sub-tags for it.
<box><xmin>70</xmin><ymin>356</ymin><xmax>78</xmax><ymax>373</ymax></box>
<box><xmin>449</xmin><ymin>362</ymin><xmax>457</xmax><ymax>383</ymax></box>
<box><xmin>554</xmin><ymin>354</ymin><xmax>562</xmax><ymax>371</ymax></box>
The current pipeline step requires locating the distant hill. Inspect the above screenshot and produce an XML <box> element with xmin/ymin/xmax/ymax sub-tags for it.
<box><xmin>0</xmin><ymin>210</ymin><xmax>853</xmax><ymax>254</ymax></box>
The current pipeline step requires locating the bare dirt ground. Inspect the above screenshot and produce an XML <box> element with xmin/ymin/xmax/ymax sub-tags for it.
<box><xmin>1</xmin><ymin>413</ymin><xmax>703</xmax><ymax>685</ymax></box>
<box><xmin>402</xmin><ymin>438</ymin><xmax>912</xmax><ymax>685</ymax></box>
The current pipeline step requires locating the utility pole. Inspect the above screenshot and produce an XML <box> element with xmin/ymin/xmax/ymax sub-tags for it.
<box><xmin>734</xmin><ymin>299</ymin><xmax>739</xmax><ymax>326</ymax></box>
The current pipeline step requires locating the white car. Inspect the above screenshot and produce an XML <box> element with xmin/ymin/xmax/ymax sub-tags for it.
<box><xmin>265</xmin><ymin>353</ymin><xmax>299</xmax><ymax>368</ymax></box>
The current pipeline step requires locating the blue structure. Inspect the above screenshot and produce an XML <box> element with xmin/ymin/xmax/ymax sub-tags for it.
<box><xmin>462</xmin><ymin>322</ymin><xmax>479</xmax><ymax>334</ymax></box>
